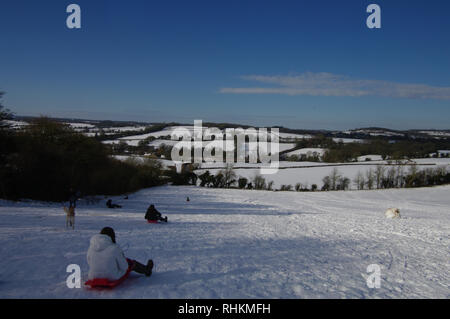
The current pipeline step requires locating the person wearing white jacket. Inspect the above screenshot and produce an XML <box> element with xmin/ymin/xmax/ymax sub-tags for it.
<box><xmin>87</xmin><ymin>227</ymin><xmax>153</xmax><ymax>280</ymax></box>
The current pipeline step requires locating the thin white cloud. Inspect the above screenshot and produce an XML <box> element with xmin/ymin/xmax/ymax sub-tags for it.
<box><xmin>220</xmin><ymin>72</ymin><xmax>450</xmax><ymax>100</ymax></box>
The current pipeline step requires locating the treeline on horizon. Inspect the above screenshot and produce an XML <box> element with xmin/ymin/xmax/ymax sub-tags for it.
<box><xmin>177</xmin><ymin>163</ymin><xmax>450</xmax><ymax>193</ymax></box>
<box><xmin>0</xmin><ymin>114</ymin><xmax>166</xmax><ymax>201</ymax></box>
<box><xmin>291</xmin><ymin>135</ymin><xmax>450</xmax><ymax>163</ymax></box>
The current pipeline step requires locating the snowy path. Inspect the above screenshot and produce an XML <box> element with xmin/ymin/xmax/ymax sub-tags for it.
<box><xmin>0</xmin><ymin>186</ymin><xmax>449</xmax><ymax>298</ymax></box>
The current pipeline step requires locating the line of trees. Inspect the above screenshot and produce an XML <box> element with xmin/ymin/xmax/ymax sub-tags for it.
<box><xmin>321</xmin><ymin>168</ymin><xmax>351</xmax><ymax>191</ymax></box>
<box><xmin>323</xmin><ymin>139</ymin><xmax>450</xmax><ymax>163</ymax></box>
<box><xmin>351</xmin><ymin>165</ymin><xmax>450</xmax><ymax>190</ymax></box>
<box><xmin>320</xmin><ymin>165</ymin><xmax>450</xmax><ymax>192</ymax></box>
<box><xmin>197</xmin><ymin>165</ymin><xmax>238</xmax><ymax>188</ymax></box>
<box><xmin>188</xmin><ymin>164</ymin><xmax>449</xmax><ymax>193</ymax></box>
<box><xmin>192</xmin><ymin>166</ymin><xmax>277</xmax><ymax>191</ymax></box>
<box><xmin>285</xmin><ymin>152</ymin><xmax>322</xmax><ymax>162</ymax></box>
<box><xmin>94</xmin><ymin>123</ymin><xmax>169</xmax><ymax>141</ymax></box>
<box><xmin>292</xmin><ymin>135</ymin><xmax>450</xmax><ymax>163</ymax></box>
<box><xmin>0</xmin><ymin>112</ymin><xmax>166</xmax><ymax>201</ymax></box>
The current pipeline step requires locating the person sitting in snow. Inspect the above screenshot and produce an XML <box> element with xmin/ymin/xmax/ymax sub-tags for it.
<box><xmin>145</xmin><ymin>204</ymin><xmax>168</xmax><ymax>222</ymax></box>
<box><xmin>106</xmin><ymin>199</ymin><xmax>122</xmax><ymax>209</ymax></box>
<box><xmin>87</xmin><ymin>227</ymin><xmax>153</xmax><ymax>281</ymax></box>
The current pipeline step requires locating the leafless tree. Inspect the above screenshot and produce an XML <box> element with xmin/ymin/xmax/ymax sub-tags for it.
<box><xmin>353</xmin><ymin>171</ymin><xmax>365</xmax><ymax>190</ymax></box>
<box><xmin>366</xmin><ymin>168</ymin><xmax>374</xmax><ymax>190</ymax></box>
<box><xmin>375</xmin><ymin>165</ymin><xmax>385</xmax><ymax>189</ymax></box>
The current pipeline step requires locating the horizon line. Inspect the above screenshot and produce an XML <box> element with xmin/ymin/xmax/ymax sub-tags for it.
<box><xmin>10</xmin><ymin>113</ymin><xmax>450</xmax><ymax>134</ymax></box>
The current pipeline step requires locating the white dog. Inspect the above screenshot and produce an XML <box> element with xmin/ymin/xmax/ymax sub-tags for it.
<box><xmin>385</xmin><ymin>208</ymin><xmax>401</xmax><ymax>219</ymax></box>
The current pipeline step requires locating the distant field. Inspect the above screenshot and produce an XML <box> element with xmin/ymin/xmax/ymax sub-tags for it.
<box><xmin>194</xmin><ymin>158</ymin><xmax>450</xmax><ymax>189</ymax></box>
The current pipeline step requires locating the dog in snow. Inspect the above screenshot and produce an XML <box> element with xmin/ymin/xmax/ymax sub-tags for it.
<box><xmin>63</xmin><ymin>206</ymin><xmax>75</xmax><ymax>229</ymax></box>
<box><xmin>385</xmin><ymin>208</ymin><xmax>401</xmax><ymax>219</ymax></box>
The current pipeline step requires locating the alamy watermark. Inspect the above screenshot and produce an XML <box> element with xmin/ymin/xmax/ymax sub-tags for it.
<box><xmin>65</xmin><ymin>4</ymin><xmax>380</xmax><ymax>30</ymax></box>
<box><xmin>366</xmin><ymin>264</ymin><xmax>381</xmax><ymax>289</ymax></box>
<box><xmin>66</xmin><ymin>262</ymin><xmax>382</xmax><ymax>289</ymax></box>
<box><xmin>170</xmin><ymin>120</ymin><xmax>279</xmax><ymax>175</ymax></box>
<box><xmin>66</xmin><ymin>264</ymin><xmax>81</xmax><ymax>288</ymax></box>
<box><xmin>366</xmin><ymin>4</ymin><xmax>381</xmax><ymax>29</ymax></box>
<box><xmin>66</xmin><ymin>4</ymin><xmax>81</xmax><ymax>29</ymax></box>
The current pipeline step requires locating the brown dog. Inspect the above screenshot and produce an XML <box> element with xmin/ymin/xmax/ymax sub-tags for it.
<box><xmin>63</xmin><ymin>206</ymin><xmax>75</xmax><ymax>229</ymax></box>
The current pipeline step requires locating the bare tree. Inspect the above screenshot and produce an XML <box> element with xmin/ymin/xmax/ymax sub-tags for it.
<box><xmin>365</xmin><ymin>168</ymin><xmax>374</xmax><ymax>190</ymax></box>
<box><xmin>219</xmin><ymin>164</ymin><xmax>236</xmax><ymax>188</ymax></box>
<box><xmin>405</xmin><ymin>164</ymin><xmax>418</xmax><ymax>188</ymax></box>
<box><xmin>387</xmin><ymin>166</ymin><xmax>397</xmax><ymax>188</ymax></box>
<box><xmin>329</xmin><ymin>168</ymin><xmax>341</xmax><ymax>190</ymax></box>
<box><xmin>375</xmin><ymin>165</ymin><xmax>385</xmax><ymax>189</ymax></box>
<box><xmin>396</xmin><ymin>164</ymin><xmax>405</xmax><ymax>188</ymax></box>
<box><xmin>0</xmin><ymin>92</ymin><xmax>13</xmax><ymax>129</ymax></box>
<box><xmin>322</xmin><ymin>175</ymin><xmax>331</xmax><ymax>191</ymax></box>
<box><xmin>353</xmin><ymin>171</ymin><xmax>365</xmax><ymax>190</ymax></box>
<box><xmin>280</xmin><ymin>184</ymin><xmax>293</xmax><ymax>191</ymax></box>
<box><xmin>253</xmin><ymin>174</ymin><xmax>266</xmax><ymax>190</ymax></box>
<box><xmin>337</xmin><ymin>177</ymin><xmax>350</xmax><ymax>190</ymax></box>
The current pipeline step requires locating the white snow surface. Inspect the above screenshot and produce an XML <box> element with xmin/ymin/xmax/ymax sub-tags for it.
<box><xmin>0</xmin><ymin>185</ymin><xmax>449</xmax><ymax>299</ymax></box>
<box><xmin>4</xmin><ymin>120</ymin><xmax>29</xmax><ymax>128</ymax></box>
<box><xmin>103</xmin><ymin>138</ymin><xmax>297</xmax><ymax>153</ymax></box>
<box><xmin>119</xmin><ymin>127</ymin><xmax>310</xmax><ymax>142</ymax></box>
<box><xmin>332</xmin><ymin>138</ymin><xmax>364</xmax><ymax>144</ymax></box>
<box><xmin>357</xmin><ymin>155</ymin><xmax>383</xmax><ymax>162</ymax></box>
<box><xmin>65</xmin><ymin>122</ymin><xmax>96</xmax><ymax>129</ymax></box>
<box><xmin>285</xmin><ymin>148</ymin><xmax>326</xmax><ymax>157</ymax></box>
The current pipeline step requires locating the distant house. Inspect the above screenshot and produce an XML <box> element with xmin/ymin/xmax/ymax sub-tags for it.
<box><xmin>437</xmin><ymin>150</ymin><xmax>450</xmax><ymax>158</ymax></box>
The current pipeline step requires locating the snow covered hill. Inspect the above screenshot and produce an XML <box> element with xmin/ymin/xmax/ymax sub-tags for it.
<box><xmin>0</xmin><ymin>185</ymin><xmax>449</xmax><ymax>298</ymax></box>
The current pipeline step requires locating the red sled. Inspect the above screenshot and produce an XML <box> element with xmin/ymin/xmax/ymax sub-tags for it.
<box><xmin>85</xmin><ymin>259</ymin><xmax>135</xmax><ymax>289</ymax></box>
<box><xmin>147</xmin><ymin>220</ymin><xmax>158</xmax><ymax>224</ymax></box>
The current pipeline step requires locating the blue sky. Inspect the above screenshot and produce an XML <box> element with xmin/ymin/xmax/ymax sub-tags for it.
<box><xmin>1</xmin><ymin>0</ymin><xmax>449</xmax><ymax>130</ymax></box>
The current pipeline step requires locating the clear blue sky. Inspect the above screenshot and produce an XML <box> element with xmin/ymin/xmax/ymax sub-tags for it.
<box><xmin>1</xmin><ymin>0</ymin><xmax>449</xmax><ymax>130</ymax></box>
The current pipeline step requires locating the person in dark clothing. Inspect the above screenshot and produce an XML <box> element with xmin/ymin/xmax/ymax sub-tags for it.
<box><xmin>68</xmin><ymin>188</ymin><xmax>80</xmax><ymax>209</ymax></box>
<box><xmin>106</xmin><ymin>199</ymin><xmax>122</xmax><ymax>209</ymax></box>
<box><xmin>145</xmin><ymin>204</ymin><xmax>168</xmax><ymax>222</ymax></box>
<box><xmin>87</xmin><ymin>227</ymin><xmax>153</xmax><ymax>279</ymax></box>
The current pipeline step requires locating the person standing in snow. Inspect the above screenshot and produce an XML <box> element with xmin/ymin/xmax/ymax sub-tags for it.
<box><xmin>68</xmin><ymin>188</ymin><xmax>80</xmax><ymax>209</ymax></box>
<box><xmin>145</xmin><ymin>204</ymin><xmax>168</xmax><ymax>222</ymax></box>
<box><xmin>87</xmin><ymin>227</ymin><xmax>153</xmax><ymax>280</ymax></box>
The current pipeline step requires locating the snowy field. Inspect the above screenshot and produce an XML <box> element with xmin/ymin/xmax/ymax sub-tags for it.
<box><xmin>0</xmin><ymin>185</ymin><xmax>449</xmax><ymax>299</ymax></box>
<box><xmin>112</xmin><ymin>155</ymin><xmax>449</xmax><ymax>189</ymax></box>
<box><xmin>285</xmin><ymin>148</ymin><xmax>326</xmax><ymax>157</ymax></box>
<box><xmin>104</xmin><ymin>137</ymin><xmax>298</xmax><ymax>153</ymax></box>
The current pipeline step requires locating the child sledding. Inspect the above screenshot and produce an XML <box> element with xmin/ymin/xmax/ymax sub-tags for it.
<box><xmin>145</xmin><ymin>204</ymin><xmax>168</xmax><ymax>223</ymax></box>
<box><xmin>85</xmin><ymin>227</ymin><xmax>153</xmax><ymax>288</ymax></box>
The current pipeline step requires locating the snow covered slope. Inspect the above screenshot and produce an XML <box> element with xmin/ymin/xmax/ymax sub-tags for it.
<box><xmin>0</xmin><ymin>185</ymin><xmax>449</xmax><ymax>298</ymax></box>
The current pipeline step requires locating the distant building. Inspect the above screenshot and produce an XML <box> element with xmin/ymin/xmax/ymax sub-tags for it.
<box><xmin>437</xmin><ymin>150</ymin><xmax>450</xmax><ymax>158</ymax></box>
